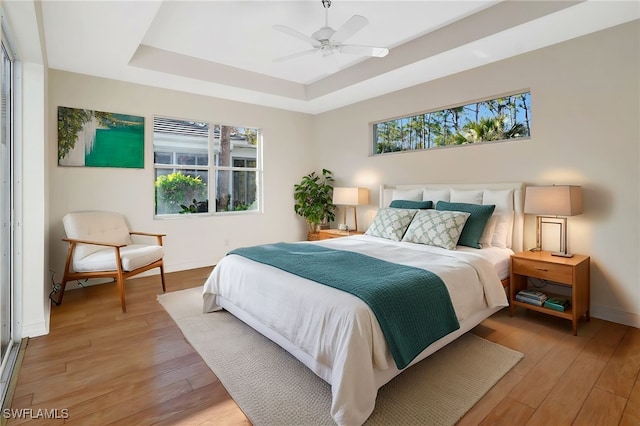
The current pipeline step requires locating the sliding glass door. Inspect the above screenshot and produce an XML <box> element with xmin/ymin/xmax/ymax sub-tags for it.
<box><xmin>0</xmin><ymin>39</ymin><xmax>12</xmax><ymax>366</ymax></box>
<box><xmin>0</xmin><ymin>27</ymin><xmax>18</xmax><ymax>405</ymax></box>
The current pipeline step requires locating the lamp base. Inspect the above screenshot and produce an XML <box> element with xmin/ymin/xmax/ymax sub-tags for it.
<box><xmin>552</xmin><ymin>251</ymin><xmax>574</xmax><ymax>258</ymax></box>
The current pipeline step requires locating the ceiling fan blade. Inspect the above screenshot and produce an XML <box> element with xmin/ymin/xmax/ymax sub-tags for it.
<box><xmin>340</xmin><ymin>44</ymin><xmax>389</xmax><ymax>58</ymax></box>
<box><xmin>273</xmin><ymin>49</ymin><xmax>318</xmax><ymax>63</ymax></box>
<box><xmin>273</xmin><ymin>25</ymin><xmax>321</xmax><ymax>47</ymax></box>
<box><xmin>331</xmin><ymin>15</ymin><xmax>368</xmax><ymax>43</ymax></box>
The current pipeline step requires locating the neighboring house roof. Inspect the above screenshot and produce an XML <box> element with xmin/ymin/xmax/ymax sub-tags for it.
<box><xmin>153</xmin><ymin>117</ymin><xmax>209</xmax><ymax>137</ymax></box>
<box><xmin>153</xmin><ymin>117</ymin><xmax>247</xmax><ymax>140</ymax></box>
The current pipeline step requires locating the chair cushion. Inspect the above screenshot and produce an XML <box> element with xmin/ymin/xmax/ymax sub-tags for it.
<box><xmin>73</xmin><ymin>245</ymin><xmax>164</xmax><ymax>272</ymax></box>
<box><xmin>63</xmin><ymin>212</ymin><xmax>133</xmax><ymax>260</ymax></box>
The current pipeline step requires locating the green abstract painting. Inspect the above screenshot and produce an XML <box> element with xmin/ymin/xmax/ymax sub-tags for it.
<box><xmin>58</xmin><ymin>106</ymin><xmax>144</xmax><ymax>168</ymax></box>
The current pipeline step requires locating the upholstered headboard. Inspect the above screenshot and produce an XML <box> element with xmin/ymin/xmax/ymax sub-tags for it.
<box><xmin>380</xmin><ymin>182</ymin><xmax>525</xmax><ymax>253</ymax></box>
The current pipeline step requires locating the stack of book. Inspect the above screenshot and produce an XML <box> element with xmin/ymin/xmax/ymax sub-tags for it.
<box><xmin>544</xmin><ymin>297</ymin><xmax>571</xmax><ymax>312</ymax></box>
<box><xmin>515</xmin><ymin>289</ymin><xmax>548</xmax><ymax>306</ymax></box>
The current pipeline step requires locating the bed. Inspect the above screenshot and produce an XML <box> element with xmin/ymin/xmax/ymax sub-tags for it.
<box><xmin>203</xmin><ymin>182</ymin><xmax>524</xmax><ymax>426</ymax></box>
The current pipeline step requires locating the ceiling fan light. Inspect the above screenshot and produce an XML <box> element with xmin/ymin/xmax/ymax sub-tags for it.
<box><xmin>312</xmin><ymin>27</ymin><xmax>336</xmax><ymax>41</ymax></box>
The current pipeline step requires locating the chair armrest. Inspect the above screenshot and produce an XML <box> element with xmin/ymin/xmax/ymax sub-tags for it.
<box><xmin>129</xmin><ymin>231</ymin><xmax>165</xmax><ymax>246</ymax></box>
<box><xmin>129</xmin><ymin>231</ymin><xmax>166</xmax><ymax>237</ymax></box>
<box><xmin>62</xmin><ymin>237</ymin><xmax>127</xmax><ymax>248</ymax></box>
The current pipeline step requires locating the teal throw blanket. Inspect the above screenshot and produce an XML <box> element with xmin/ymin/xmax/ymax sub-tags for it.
<box><xmin>229</xmin><ymin>242</ymin><xmax>460</xmax><ymax>369</ymax></box>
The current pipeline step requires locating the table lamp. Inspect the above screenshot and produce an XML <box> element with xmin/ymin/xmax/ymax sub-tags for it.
<box><xmin>332</xmin><ymin>187</ymin><xmax>369</xmax><ymax>232</ymax></box>
<box><xmin>524</xmin><ymin>185</ymin><xmax>583</xmax><ymax>257</ymax></box>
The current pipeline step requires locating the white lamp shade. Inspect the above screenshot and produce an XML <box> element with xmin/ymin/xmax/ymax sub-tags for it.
<box><xmin>524</xmin><ymin>185</ymin><xmax>583</xmax><ymax>216</ymax></box>
<box><xmin>332</xmin><ymin>187</ymin><xmax>369</xmax><ymax>206</ymax></box>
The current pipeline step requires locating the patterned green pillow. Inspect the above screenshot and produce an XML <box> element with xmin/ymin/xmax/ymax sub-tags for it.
<box><xmin>401</xmin><ymin>210</ymin><xmax>471</xmax><ymax>250</ymax></box>
<box><xmin>365</xmin><ymin>208</ymin><xmax>417</xmax><ymax>241</ymax></box>
<box><xmin>436</xmin><ymin>201</ymin><xmax>496</xmax><ymax>249</ymax></box>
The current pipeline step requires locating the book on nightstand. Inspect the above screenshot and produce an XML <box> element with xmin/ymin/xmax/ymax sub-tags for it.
<box><xmin>543</xmin><ymin>297</ymin><xmax>570</xmax><ymax>312</ymax></box>
<box><xmin>516</xmin><ymin>289</ymin><xmax>548</xmax><ymax>306</ymax></box>
<box><xmin>515</xmin><ymin>294</ymin><xmax>545</xmax><ymax>306</ymax></box>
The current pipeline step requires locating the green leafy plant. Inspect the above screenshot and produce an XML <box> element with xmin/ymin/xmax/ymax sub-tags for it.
<box><xmin>155</xmin><ymin>172</ymin><xmax>207</xmax><ymax>214</ymax></box>
<box><xmin>293</xmin><ymin>169</ymin><xmax>336</xmax><ymax>233</ymax></box>
<box><xmin>179</xmin><ymin>199</ymin><xmax>209</xmax><ymax>214</ymax></box>
<box><xmin>233</xmin><ymin>202</ymin><xmax>250</xmax><ymax>211</ymax></box>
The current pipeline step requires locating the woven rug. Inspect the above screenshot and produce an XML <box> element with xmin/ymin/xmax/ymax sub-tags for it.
<box><xmin>158</xmin><ymin>286</ymin><xmax>523</xmax><ymax>426</ymax></box>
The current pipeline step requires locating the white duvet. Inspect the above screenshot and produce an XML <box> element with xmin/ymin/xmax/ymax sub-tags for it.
<box><xmin>202</xmin><ymin>235</ymin><xmax>509</xmax><ymax>426</ymax></box>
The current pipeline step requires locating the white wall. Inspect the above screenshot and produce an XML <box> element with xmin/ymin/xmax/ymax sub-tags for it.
<box><xmin>313</xmin><ymin>22</ymin><xmax>640</xmax><ymax>328</ymax></box>
<box><xmin>21</xmin><ymin>62</ymin><xmax>49</xmax><ymax>336</ymax></box>
<box><xmin>48</xmin><ymin>71</ymin><xmax>315</xmax><ymax>287</ymax></box>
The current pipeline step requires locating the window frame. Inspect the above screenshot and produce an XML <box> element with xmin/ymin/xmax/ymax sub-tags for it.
<box><xmin>371</xmin><ymin>90</ymin><xmax>531</xmax><ymax>156</ymax></box>
<box><xmin>153</xmin><ymin>116</ymin><xmax>262</xmax><ymax>218</ymax></box>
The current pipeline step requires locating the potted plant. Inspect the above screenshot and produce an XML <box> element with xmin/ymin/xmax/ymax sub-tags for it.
<box><xmin>294</xmin><ymin>169</ymin><xmax>336</xmax><ymax>233</ymax></box>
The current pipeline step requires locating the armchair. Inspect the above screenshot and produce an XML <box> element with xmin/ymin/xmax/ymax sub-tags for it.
<box><xmin>51</xmin><ymin>211</ymin><xmax>166</xmax><ymax>312</ymax></box>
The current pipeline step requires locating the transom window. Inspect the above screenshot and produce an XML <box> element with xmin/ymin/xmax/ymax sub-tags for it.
<box><xmin>373</xmin><ymin>91</ymin><xmax>531</xmax><ymax>155</ymax></box>
<box><xmin>153</xmin><ymin>117</ymin><xmax>261</xmax><ymax>216</ymax></box>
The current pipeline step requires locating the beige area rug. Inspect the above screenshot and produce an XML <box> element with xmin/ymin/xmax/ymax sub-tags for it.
<box><xmin>158</xmin><ymin>286</ymin><xmax>523</xmax><ymax>426</ymax></box>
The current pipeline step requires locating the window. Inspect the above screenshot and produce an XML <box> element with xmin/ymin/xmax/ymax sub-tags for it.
<box><xmin>153</xmin><ymin>117</ymin><xmax>261</xmax><ymax>215</ymax></box>
<box><xmin>373</xmin><ymin>91</ymin><xmax>531</xmax><ymax>155</ymax></box>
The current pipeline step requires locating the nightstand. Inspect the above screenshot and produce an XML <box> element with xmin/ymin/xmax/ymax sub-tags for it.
<box><xmin>307</xmin><ymin>229</ymin><xmax>365</xmax><ymax>241</ymax></box>
<box><xmin>509</xmin><ymin>251</ymin><xmax>590</xmax><ymax>335</ymax></box>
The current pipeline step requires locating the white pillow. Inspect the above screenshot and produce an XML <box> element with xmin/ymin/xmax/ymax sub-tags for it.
<box><xmin>391</xmin><ymin>188</ymin><xmax>423</xmax><ymax>202</ymax></box>
<box><xmin>491</xmin><ymin>211</ymin><xmax>514</xmax><ymax>249</ymax></box>
<box><xmin>483</xmin><ymin>189</ymin><xmax>514</xmax><ymax>248</ymax></box>
<box><xmin>450</xmin><ymin>189</ymin><xmax>483</xmax><ymax>204</ymax></box>
<box><xmin>483</xmin><ymin>189</ymin><xmax>514</xmax><ymax>211</ymax></box>
<box><xmin>422</xmin><ymin>188</ymin><xmax>450</xmax><ymax>204</ymax></box>
<box><xmin>479</xmin><ymin>215</ymin><xmax>497</xmax><ymax>248</ymax></box>
<box><xmin>401</xmin><ymin>209</ymin><xmax>470</xmax><ymax>250</ymax></box>
<box><xmin>365</xmin><ymin>208</ymin><xmax>417</xmax><ymax>241</ymax></box>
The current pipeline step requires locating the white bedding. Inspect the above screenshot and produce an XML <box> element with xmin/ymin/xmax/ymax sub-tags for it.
<box><xmin>202</xmin><ymin>235</ymin><xmax>509</xmax><ymax>426</ymax></box>
<box><xmin>456</xmin><ymin>245</ymin><xmax>514</xmax><ymax>280</ymax></box>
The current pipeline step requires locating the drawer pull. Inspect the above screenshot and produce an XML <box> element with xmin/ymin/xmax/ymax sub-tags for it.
<box><xmin>534</xmin><ymin>267</ymin><xmax>548</xmax><ymax>272</ymax></box>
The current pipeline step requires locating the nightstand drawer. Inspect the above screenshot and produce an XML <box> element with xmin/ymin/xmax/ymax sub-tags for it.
<box><xmin>307</xmin><ymin>230</ymin><xmax>364</xmax><ymax>241</ymax></box>
<box><xmin>512</xmin><ymin>258</ymin><xmax>573</xmax><ymax>284</ymax></box>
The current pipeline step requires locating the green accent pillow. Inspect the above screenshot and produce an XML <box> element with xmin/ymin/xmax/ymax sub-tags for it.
<box><xmin>365</xmin><ymin>208</ymin><xmax>417</xmax><ymax>241</ymax></box>
<box><xmin>435</xmin><ymin>201</ymin><xmax>496</xmax><ymax>249</ymax></box>
<box><xmin>389</xmin><ymin>200</ymin><xmax>433</xmax><ymax>209</ymax></box>
<box><xmin>401</xmin><ymin>210</ymin><xmax>471</xmax><ymax>250</ymax></box>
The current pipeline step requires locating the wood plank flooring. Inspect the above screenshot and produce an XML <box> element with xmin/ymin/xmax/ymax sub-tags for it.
<box><xmin>7</xmin><ymin>267</ymin><xmax>639</xmax><ymax>425</ymax></box>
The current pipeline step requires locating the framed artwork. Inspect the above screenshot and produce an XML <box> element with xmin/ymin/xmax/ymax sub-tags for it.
<box><xmin>57</xmin><ymin>106</ymin><xmax>144</xmax><ymax>168</ymax></box>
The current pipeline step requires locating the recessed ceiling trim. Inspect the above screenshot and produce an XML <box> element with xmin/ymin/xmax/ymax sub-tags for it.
<box><xmin>129</xmin><ymin>45</ymin><xmax>308</xmax><ymax>101</ymax></box>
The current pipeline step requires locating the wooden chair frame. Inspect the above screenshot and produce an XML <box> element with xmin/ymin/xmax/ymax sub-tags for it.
<box><xmin>51</xmin><ymin>231</ymin><xmax>166</xmax><ymax>313</ymax></box>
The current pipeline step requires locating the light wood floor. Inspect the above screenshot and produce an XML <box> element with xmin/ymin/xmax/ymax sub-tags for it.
<box><xmin>7</xmin><ymin>267</ymin><xmax>640</xmax><ymax>425</ymax></box>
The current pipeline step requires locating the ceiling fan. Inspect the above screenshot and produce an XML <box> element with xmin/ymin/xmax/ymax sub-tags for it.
<box><xmin>273</xmin><ymin>0</ymin><xmax>389</xmax><ymax>65</ymax></box>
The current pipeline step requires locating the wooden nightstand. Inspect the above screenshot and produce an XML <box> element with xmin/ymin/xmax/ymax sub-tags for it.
<box><xmin>307</xmin><ymin>229</ymin><xmax>365</xmax><ymax>241</ymax></box>
<box><xmin>509</xmin><ymin>251</ymin><xmax>590</xmax><ymax>335</ymax></box>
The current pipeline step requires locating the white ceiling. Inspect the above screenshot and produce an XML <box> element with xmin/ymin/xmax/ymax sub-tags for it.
<box><xmin>13</xmin><ymin>1</ymin><xmax>640</xmax><ymax>114</ymax></box>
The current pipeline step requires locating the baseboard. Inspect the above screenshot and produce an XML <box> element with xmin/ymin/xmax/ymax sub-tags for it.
<box><xmin>591</xmin><ymin>304</ymin><xmax>640</xmax><ymax>329</ymax></box>
<box><xmin>21</xmin><ymin>321</ymin><xmax>48</xmax><ymax>338</ymax></box>
<box><xmin>165</xmin><ymin>259</ymin><xmax>215</xmax><ymax>273</ymax></box>
<box><xmin>60</xmin><ymin>260</ymin><xmax>214</xmax><ymax>291</ymax></box>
